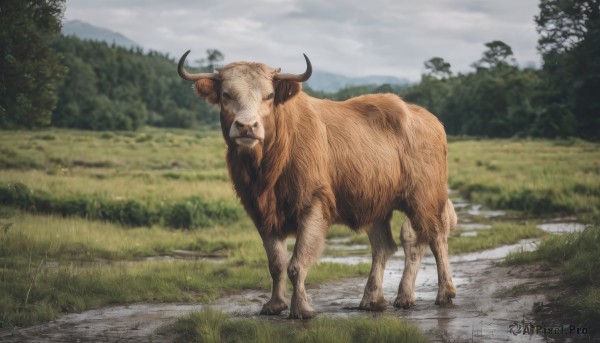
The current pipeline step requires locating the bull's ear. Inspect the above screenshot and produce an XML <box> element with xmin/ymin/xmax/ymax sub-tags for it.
<box><xmin>274</xmin><ymin>80</ymin><xmax>301</xmax><ymax>105</ymax></box>
<box><xmin>194</xmin><ymin>79</ymin><xmax>221</xmax><ymax>105</ymax></box>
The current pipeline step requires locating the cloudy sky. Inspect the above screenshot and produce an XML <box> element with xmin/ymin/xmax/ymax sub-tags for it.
<box><xmin>64</xmin><ymin>0</ymin><xmax>541</xmax><ymax>81</ymax></box>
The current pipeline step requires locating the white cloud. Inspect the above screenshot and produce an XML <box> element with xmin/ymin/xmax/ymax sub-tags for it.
<box><xmin>64</xmin><ymin>0</ymin><xmax>541</xmax><ymax>81</ymax></box>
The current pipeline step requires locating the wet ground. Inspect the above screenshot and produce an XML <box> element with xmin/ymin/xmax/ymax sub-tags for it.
<box><xmin>1</xmin><ymin>199</ymin><xmax>589</xmax><ymax>343</ymax></box>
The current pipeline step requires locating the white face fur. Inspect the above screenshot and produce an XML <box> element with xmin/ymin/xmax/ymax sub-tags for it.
<box><xmin>219</xmin><ymin>64</ymin><xmax>279</xmax><ymax>148</ymax></box>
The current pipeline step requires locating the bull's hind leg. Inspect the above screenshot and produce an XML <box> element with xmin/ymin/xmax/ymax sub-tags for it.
<box><xmin>260</xmin><ymin>234</ymin><xmax>289</xmax><ymax>315</ymax></box>
<box><xmin>394</xmin><ymin>218</ymin><xmax>427</xmax><ymax>309</ymax></box>
<box><xmin>359</xmin><ymin>218</ymin><xmax>398</xmax><ymax>311</ymax></box>
<box><xmin>430</xmin><ymin>199</ymin><xmax>457</xmax><ymax>306</ymax></box>
<box><xmin>429</xmin><ymin>225</ymin><xmax>456</xmax><ymax>306</ymax></box>
<box><xmin>395</xmin><ymin>199</ymin><xmax>457</xmax><ymax>308</ymax></box>
<box><xmin>288</xmin><ymin>200</ymin><xmax>328</xmax><ymax>319</ymax></box>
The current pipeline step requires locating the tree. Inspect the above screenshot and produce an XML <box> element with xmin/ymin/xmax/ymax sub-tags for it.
<box><xmin>536</xmin><ymin>0</ymin><xmax>599</xmax><ymax>54</ymax></box>
<box><xmin>535</xmin><ymin>0</ymin><xmax>600</xmax><ymax>140</ymax></box>
<box><xmin>472</xmin><ymin>40</ymin><xmax>517</xmax><ymax>70</ymax></box>
<box><xmin>196</xmin><ymin>49</ymin><xmax>224</xmax><ymax>71</ymax></box>
<box><xmin>424</xmin><ymin>57</ymin><xmax>452</xmax><ymax>79</ymax></box>
<box><xmin>0</xmin><ymin>0</ymin><xmax>67</xmax><ymax>128</ymax></box>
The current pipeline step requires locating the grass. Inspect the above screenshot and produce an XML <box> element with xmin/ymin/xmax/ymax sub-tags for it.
<box><xmin>448</xmin><ymin>139</ymin><xmax>600</xmax><ymax>221</ymax></box>
<box><xmin>0</xmin><ymin>129</ymin><xmax>234</xmax><ymax>203</ymax></box>
<box><xmin>158</xmin><ymin>309</ymin><xmax>428</xmax><ymax>343</ymax></box>
<box><xmin>448</xmin><ymin>223</ymin><xmax>545</xmax><ymax>255</ymax></box>
<box><xmin>1</xmin><ymin>129</ymin><xmax>599</xmax><ymax>334</ymax></box>
<box><xmin>0</xmin><ymin>207</ymin><xmax>370</xmax><ymax>327</ymax></box>
<box><xmin>504</xmin><ymin>225</ymin><xmax>600</xmax><ymax>328</ymax></box>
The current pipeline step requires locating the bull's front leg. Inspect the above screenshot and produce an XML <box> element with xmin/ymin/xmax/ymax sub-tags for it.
<box><xmin>288</xmin><ymin>200</ymin><xmax>328</xmax><ymax>319</ymax></box>
<box><xmin>260</xmin><ymin>234</ymin><xmax>289</xmax><ymax>315</ymax></box>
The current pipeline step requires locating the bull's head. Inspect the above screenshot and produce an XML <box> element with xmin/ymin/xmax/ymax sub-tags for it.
<box><xmin>178</xmin><ymin>51</ymin><xmax>311</xmax><ymax>149</ymax></box>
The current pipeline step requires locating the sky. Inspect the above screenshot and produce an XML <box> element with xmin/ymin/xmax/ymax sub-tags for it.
<box><xmin>63</xmin><ymin>0</ymin><xmax>541</xmax><ymax>81</ymax></box>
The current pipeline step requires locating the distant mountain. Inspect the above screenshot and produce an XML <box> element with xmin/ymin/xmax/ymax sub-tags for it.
<box><xmin>306</xmin><ymin>70</ymin><xmax>410</xmax><ymax>93</ymax></box>
<box><xmin>61</xmin><ymin>20</ymin><xmax>140</xmax><ymax>50</ymax></box>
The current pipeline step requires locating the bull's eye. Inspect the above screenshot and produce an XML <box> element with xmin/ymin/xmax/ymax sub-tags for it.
<box><xmin>267</xmin><ymin>92</ymin><xmax>274</xmax><ymax>100</ymax></box>
<box><xmin>223</xmin><ymin>92</ymin><xmax>232</xmax><ymax>100</ymax></box>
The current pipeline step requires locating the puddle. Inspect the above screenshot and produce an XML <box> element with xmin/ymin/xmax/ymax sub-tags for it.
<box><xmin>451</xmin><ymin>198</ymin><xmax>470</xmax><ymax>210</ymax></box>
<box><xmin>467</xmin><ymin>204</ymin><xmax>506</xmax><ymax>218</ymax></box>
<box><xmin>2</xmin><ymin>304</ymin><xmax>204</xmax><ymax>342</ymax></box>
<box><xmin>326</xmin><ymin>244</ymin><xmax>369</xmax><ymax>251</ymax></box>
<box><xmin>537</xmin><ymin>221</ymin><xmax>587</xmax><ymax>233</ymax></box>
<box><xmin>449</xmin><ymin>239</ymin><xmax>538</xmax><ymax>262</ymax></box>
<box><xmin>458</xmin><ymin>223</ymin><xmax>492</xmax><ymax>230</ymax></box>
<box><xmin>144</xmin><ymin>249</ymin><xmax>227</xmax><ymax>263</ymax></box>
<box><xmin>460</xmin><ymin>231</ymin><xmax>478</xmax><ymax>237</ymax></box>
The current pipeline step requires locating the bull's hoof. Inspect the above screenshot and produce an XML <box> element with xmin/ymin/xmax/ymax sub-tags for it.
<box><xmin>289</xmin><ymin>305</ymin><xmax>316</xmax><ymax>319</ymax></box>
<box><xmin>435</xmin><ymin>287</ymin><xmax>456</xmax><ymax>307</ymax></box>
<box><xmin>393</xmin><ymin>294</ymin><xmax>415</xmax><ymax>309</ymax></box>
<box><xmin>359</xmin><ymin>297</ymin><xmax>387</xmax><ymax>312</ymax></box>
<box><xmin>435</xmin><ymin>295</ymin><xmax>453</xmax><ymax>306</ymax></box>
<box><xmin>260</xmin><ymin>299</ymin><xmax>288</xmax><ymax>316</ymax></box>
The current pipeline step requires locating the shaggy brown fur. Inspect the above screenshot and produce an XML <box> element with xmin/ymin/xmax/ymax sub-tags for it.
<box><xmin>187</xmin><ymin>58</ymin><xmax>456</xmax><ymax>317</ymax></box>
<box><xmin>217</xmin><ymin>89</ymin><xmax>448</xmax><ymax>242</ymax></box>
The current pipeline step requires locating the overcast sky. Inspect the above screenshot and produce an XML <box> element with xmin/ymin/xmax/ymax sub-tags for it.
<box><xmin>64</xmin><ymin>0</ymin><xmax>541</xmax><ymax>81</ymax></box>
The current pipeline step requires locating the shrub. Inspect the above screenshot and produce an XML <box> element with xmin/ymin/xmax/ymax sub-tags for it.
<box><xmin>164</xmin><ymin>197</ymin><xmax>242</xmax><ymax>229</ymax></box>
<box><xmin>0</xmin><ymin>182</ymin><xmax>242</xmax><ymax>229</ymax></box>
<box><xmin>0</xmin><ymin>149</ymin><xmax>42</xmax><ymax>170</ymax></box>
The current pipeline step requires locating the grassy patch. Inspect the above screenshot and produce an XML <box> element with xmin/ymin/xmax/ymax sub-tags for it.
<box><xmin>0</xmin><ymin>210</ymin><xmax>244</xmax><ymax>260</ymax></box>
<box><xmin>504</xmin><ymin>226</ymin><xmax>600</xmax><ymax>327</ymax></box>
<box><xmin>0</xmin><ymin>147</ymin><xmax>43</xmax><ymax>169</ymax></box>
<box><xmin>159</xmin><ymin>309</ymin><xmax>428</xmax><ymax>343</ymax></box>
<box><xmin>449</xmin><ymin>140</ymin><xmax>600</xmax><ymax>220</ymax></box>
<box><xmin>448</xmin><ymin>223</ymin><xmax>545</xmax><ymax>255</ymax></box>
<box><xmin>0</xmin><ymin>209</ymin><xmax>370</xmax><ymax>328</ymax></box>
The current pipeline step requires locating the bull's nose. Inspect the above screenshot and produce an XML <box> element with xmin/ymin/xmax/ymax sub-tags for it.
<box><xmin>230</xmin><ymin>118</ymin><xmax>264</xmax><ymax>146</ymax></box>
<box><xmin>234</xmin><ymin>120</ymin><xmax>259</xmax><ymax>133</ymax></box>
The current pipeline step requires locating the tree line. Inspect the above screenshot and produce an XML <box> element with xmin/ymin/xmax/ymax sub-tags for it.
<box><xmin>49</xmin><ymin>37</ymin><xmax>219</xmax><ymax>130</ymax></box>
<box><xmin>1</xmin><ymin>0</ymin><xmax>598</xmax><ymax>140</ymax></box>
<box><xmin>308</xmin><ymin>0</ymin><xmax>599</xmax><ymax>140</ymax></box>
<box><xmin>1</xmin><ymin>0</ymin><xmax>218</xmax><ymax>131</ymax></box>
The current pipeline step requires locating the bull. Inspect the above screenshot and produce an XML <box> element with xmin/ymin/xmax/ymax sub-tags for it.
<box><xmin>178</xmin><ymin>51</ymin><xmax>457</xmax><ymax>319</ymax></box>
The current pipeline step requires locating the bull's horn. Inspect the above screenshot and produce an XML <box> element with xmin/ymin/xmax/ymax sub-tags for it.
<box><xmin>177</xmin><ymin>50</ymin><xmax>220</xmax><ymax>81</ymax></box>
<box><xmin>273</xmin><ymin>53</ymin><xmax>312</xmax><ymax>82</ymax></box>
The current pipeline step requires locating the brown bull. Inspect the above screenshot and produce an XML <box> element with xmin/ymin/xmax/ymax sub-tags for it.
<box><xmin>178</xmin><ymin>51</ymin><xmax>457</xmax><ymax>319</ymax></box>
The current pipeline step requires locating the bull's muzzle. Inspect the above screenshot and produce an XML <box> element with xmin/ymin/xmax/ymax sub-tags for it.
<box><xmin>230</xmin><ymin>119</ymin><xmax>264</xmax><ymax>148</ymax></box>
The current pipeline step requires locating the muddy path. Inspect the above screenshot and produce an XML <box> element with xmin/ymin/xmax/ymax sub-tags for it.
<box><xmin>1</xmin><ymin>200</ymin><xmax>586</xmax><ymax>343</ymax></box>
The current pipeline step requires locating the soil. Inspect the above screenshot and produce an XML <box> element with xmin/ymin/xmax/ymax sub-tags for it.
<box><xmin>0</xmin><ymin>201</ymin><xmax>592</xmax><ymax>343</ymax></box>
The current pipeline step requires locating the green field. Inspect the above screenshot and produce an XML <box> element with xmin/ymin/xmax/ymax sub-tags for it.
<box><xmin>1</xmin><ymin>129</ymin><xmax>599</xmax><ymax>336</ymax></box>
<box><xmin>448</xmin><ymin>139</ymin><xmax>600</xmax><ymax>221</ymax></box>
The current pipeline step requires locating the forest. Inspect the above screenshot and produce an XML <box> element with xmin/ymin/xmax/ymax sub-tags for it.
<box><xmin>0</xmin><ymin>0</ymin><xmax>598</xmax><ymax>140</ymax></box>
